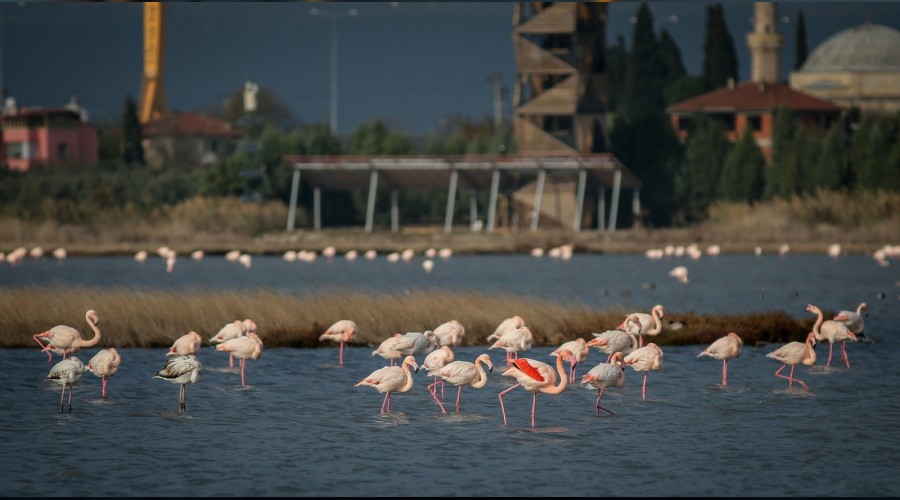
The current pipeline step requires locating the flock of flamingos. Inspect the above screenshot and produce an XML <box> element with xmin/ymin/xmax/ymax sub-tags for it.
<box><xmin>34</xmin><ymin>296</ymin><xmax>868</xmax><ymax>427</ymax></box>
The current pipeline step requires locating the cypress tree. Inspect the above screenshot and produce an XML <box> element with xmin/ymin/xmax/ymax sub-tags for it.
<box><xmin>607</xmin><ymin>34</ymin><xmax>628</xmax><ymax>113</ymax></box>
<box><xmin>121</xmin><ymin>96</ymin><xmax>144</xmax><ymax>165</ymax></box>
<box><xmin>719</xmin><ymin>126</ymin><xmax>765</xmax><ymax>202</ymax></box>
<box><xmin>794</xmin><ymin>9</ymin><xmax>808</xmax><ymax>70</ymax></box>
<box><xmin>702</xmin><ymin>4</ymin><xmax>739</xmax><ymax>90</ymax></box>
<box><xmin>621</xmin><ymin>2</ymin><xmax>665</xmax><ymax>113</ymax></box>
<box><xmin>812</xmin><ymin>123</ymin><xmax>847</xmax><ymax>191</ymax></box>
<box><xmin>766</xmin><ymin>108</ymin><xmax>797</xmax><ymax>199</ymax></box>
<box><xmin>674</xmin><ymin>114</ymin><xmax>730</xmax><ymax>223</ymax></box>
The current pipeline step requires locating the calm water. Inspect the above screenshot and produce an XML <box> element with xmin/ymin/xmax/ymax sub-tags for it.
<box><xmin>2</xmin><ymin>253</ymin><xmax>899</xmax><ymax>496</ymax></box>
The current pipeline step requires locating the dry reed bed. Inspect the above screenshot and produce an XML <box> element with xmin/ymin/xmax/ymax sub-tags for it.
<box><xmin>1</xmin><ymin>287</ymin><xmax>815</xmax><ymax>350</ymax></box>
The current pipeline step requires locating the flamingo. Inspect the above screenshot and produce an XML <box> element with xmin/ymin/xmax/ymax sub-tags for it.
<box><xmin>432</xmin><ymin>319</ymin><xmax>465</xmax><ymax>347</ymax></box>
<box><xmin>33</xmin><ymin>309</ymin><xmax>102</xmax><ymax>363</ymax></box>
<box><xmin>87</xmin><ymin>348</ymin><xmax>122</xmax><ymax>399</ymax></box>
<box><xmin>766</xmin><ymin>332</ymin><xmax>817</xmax><ymax>390</ymax></box>
<box><xmin>421</xmin><ymin>259</ymin><xmax>434</xmax><ymax>273</ymax></box>
<box><xmin>486</xmin><ymin>315</ymin><xmax>526</xmax><ymax>343</ymax></box>
<box><xmin>550</xmin><ymin>338</ymin><xmax>590</xmax><ymax>383</ymax></box>
<box><xmin>390</xmin><ymin>330</ymin><xmax>441</xmax><ymax>357</ymax></box>
<box><xmin>154</xmin><ymin>354</ymin><xmax>202</xmax><ymax>412</ymax></box>
<box><xmin>209</xmin><ymin>320</ymin><xmax>249</xmax><ymax>368</ymax></box>
<box><xmin>355</xmin><ymin>355</ymin><xmax>419</xmax><ymax>414</ymax></box>
<box><xmin>427</xmin><ymin>353</ymin><xmax>494</xmax><ymax>413</ymax></box>
<box><xmin>697</xmin><ymin>332</ymin><xmax>744</xmax><ymax>386</ymax></box>
<box><xmin>669</xmin><ymin>266</ymin><xmax>689</xmax><ymax>283</ymax></box>
<box><xmin>586</xmin><ymin>318</ymin><xmax>640</xmax><ymax>363</ymax></box>
<box><xmin>134</xmin><ymin>250</ymin><xmax>148</xmax><ymax>263</ymax></box>
<box><xmin>167</xmin><ymin>331</ymin><xmax>202</xmax><ymax>357</ymax></box>
<box><xmin>422</xmin><ymin>346</ymin><xmax>455</xmax><ymax>408</ymax></box>
<box><xmin>215</xmin><ymin>333</ymin><xmax>263</xmax><ymax>386</ymax></box>
<box><xmin>618</xmin><ymin>305</ymin><xmax>664</xmax><ymax>347</ymax></box>
<box><xmin>46</xmin><ymin>357</ymin><xmax>86</xmax><ymax>413</ymax></box>
<box><xmin>580</xmin><ymin>351</ymin><xmax>626</xmax><ymax>416</ymax></box>
<box><xmin>807</xmin><ymin>304</ymin><xmax>857</xmax><ymax>368</ymax></box>
<box><xmin>371</xmin><ymin>333</ymin><xmax>404</xmax><ymax>366</ymax></box>
<box><xmin>52</xmin><ymin>247</ymin><xmax>67</xmax><ymax>261</ymax></box>
<box><xmin>489</xmin><ymin>326</ymin><xmax>534</xmax><ymax>366</ymax></box>
<box><xmin>498</xmin><ymin>348</ymin><xmax>576</xmax><ymax>428</ymax></box>
<box><xmin>623</xmin><ymin>342</ymin><xmax>664</xmax><ymax>400</ymax></box>
<box><xmin>834</xmin><ymin>302</ymin><xmax>867</xmax><ymax>338</ymax></box>
<box><xmin>191</xmin><ymin>250</ymin><xmax>204</xmax><ymax>260</ymax></box>
<box><xmin>318</xmin><ymin>319</ymin><xmax>358</xmax><ymax>366</ymax></box>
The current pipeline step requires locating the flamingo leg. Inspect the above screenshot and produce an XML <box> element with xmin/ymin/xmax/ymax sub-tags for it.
<box><xmin>240</xmin><ymin>359</ymin><xmax>246</xmax><ymax>386</ymax></box>
<box><xmin>605</xmin><ymin>353</ymin><xmax>612</xmax><ymax>363</ymax></box>
<box><xmin>229</xmin><ymin>354</ymin><xmax>234</xmax><ymax>368</ymax></box>
<box><xmin>498</xmin><ymin>382</ymin><xmax>522</xmax><ymax>426</ymax></box>
<box><xmin>455</xmin><ymin>386</ymin><xmax>463</xmax><ymax>413</ymax></box>
<box><xmin>386</xmin><ymin>392</ymin><xmax>391</xmax><ymax>413</ymax></box>
<box><xmin>841</xmin><ymin>341</ymin><xmax>850</xmax><ymax>368</ymax></box>
<box><xmin>826</xmin><ymin>343</ymin><xmax>833</xmax><ymax>368</ymax></box>
<box><xmin>530</xmin><ymin>392</ymin><xmax>538</xmax><ymax>429</ymax></box>
<box><xmin>33</xmin><ymin>335</ymin><xmax>54</xmax><ymax>363</ymax></box>
<box><xmin>67</xmin><ymin>385</ymin><xmax>74</xmax><ymax>413</ymax></box>
<box><xmin>427</xmin><ymin>380</ymin><xmax>447</xmax><ymax>413</ymax></box>
<box><xmin>380</xmin><ymin>392</ymin><xmax>389</xmax><ymax>413</ymax></box>
<box><xmin>641</xmin><ymin>372</ymin><xmax>649</xmax><ymax>399</ymax></box>
<box><xmin>59</xmin><ymin>384</ymin><xmax>66</xmax><ymax>413</ymax></box>
<box><xmin>101</xmin><ymin>376</ymin><xmax>108</xmax><ymax>399</ymax></box>
<box><xmin>440</xmin><ymin>379</ymin><xmax>445</xmax><ymax>400</ymax></box>
<box><xmin>339</xmin><ymin>341</ymin><xmax>345</xmax><ymax>366</ymax></box>
<box><xmin>722</xmin><ymin>359</ymin><xmax>728</xmax><ymax>387</ymax></box>
<box><xmin>390</xmin><ymin>359</ymin><xmax>396</xmax><ymax>367</ymax></box>
<box><xmin>639</xmin><ymin>334</ymin><xmax>644</xmax><ymax>348</ymax></box>
<box><xmin>595</xmin><ymin>387</ymin><xmax>614</xmax><ymax>416</ymax></box>
<box><xmin>179</xmin><ymin>384</ymin><xmax>186</xmax><ymax>412</ymax></box>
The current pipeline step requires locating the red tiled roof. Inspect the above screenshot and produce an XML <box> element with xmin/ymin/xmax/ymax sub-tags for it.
<box><xmin>144</xmin><ymin>111</ymin><xmax>241</xmax><ymax>137</ymax></box>
<box><xmin>667</xmin><ymin>81</ymin><xmax>844</xmax><ymax>114</ymax></box>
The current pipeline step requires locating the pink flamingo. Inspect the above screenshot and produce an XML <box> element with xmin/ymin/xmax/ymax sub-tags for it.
<box><xmin>154</xmin><ymin>354</ymin><xmax>202</xmax><ymax>412</ymax></box>
<box><xmin>486</xmin><ymin>315</ymin><xmax>526</xmax><ymax>343</ymax></box>
<box><xmin>432</xmin><ymin>319</ymin><xmax>466</xmax><ymax>346</ymax></box>
<box><xmin>208</xmin><ymin>320</ymin><xmax>248</xmax><ymax>368</ymax></box>
<box><xmin>834</xmin><ymin>302</ymin><xmax>867</xmax><ymax>339</ymax></box>
<box><xmin>617</xmin><ymin>305</ymin><xmax>664</xmax><ymax>347</ymax></box>
<box><xmin>422</xmin><ymin>345</ymin><xmax>455</xmax><ymax>408</ymax></box>
<box><xmin>46</xmin><ymin>357</ymin><xmax>86</xmax><ymax>413</ymax></box>
<box><xmin>390</xmin><ymin>330</ymin><xmax>441</xmax><ymax>357</ymax></box>
<box><xmin>33</xmin><ymin>309</ymin><xmax>102</xmax><ymax>363</ymax></box>
<box><xmin>427</xmin><ymin>353</ymin><xmax>494</xmax><ymax>413</ymax></box>
<box><xmin>355</xmin><ymin>355</ymin><xmax>419</xmax><ymax>414</ymax></box>
<box><xmin>551</xmin><ymin>338</ymin><xmax>590</xmax><ymax>383</ymax></box>
<box><xmin>319</xmin><ymin>319</ymin><xmax>358</xmax><ymax>366</ymax></box>
<box><xmin>623</xmin><ymin>342</ymin><xmax>664</xmax><ymax>400</ymax></box>
<box><xmin>371</xmin><ymin>333</ymin><xmax>404</xmax><ymax>366</ymax></box>
<box><xmin>489</xmin><ymin>326</ymin><xmax>534</xmax><ymax>366</ymax></box>
<box><xmin>697</xmin><ymin>332</ymin><xmax>744</xmax><ymax>386</ymax></box>
<box><xmin>88</xmin><ymin>348</ymin><xmax>122</xmax><ymax>399</ymax></box>
<box><xmin>580</xmin><ymin>351</ymin><xmax>626</xmax><ymax>416</ymax></box>
<box><xmin>215</xmin><ymin>333</ymin><xmax>263</xmax><ymax>386</ymax></box>
<box><xmin>587</xmin><ymin>316</ymin><xmax>641</xmax><ymax>362</ymax></box>
<box><xmin>498</xmin><ymin>348</ymin><xmax>576</xmax><ymax>428</ymax></box>
<box><xmin>766</xmin><ymin>332</ymin><xmax>817</xmax><ymax>390</ymax></box>
<box><xmin>807</xmin><ymin>304</ymin><xmax>858</xmax><ymax>368</ymax></box>
<box><xmin>167</xmin><ymin>331</ymin><xmax>202</xmax><ymax>357</ymax></box>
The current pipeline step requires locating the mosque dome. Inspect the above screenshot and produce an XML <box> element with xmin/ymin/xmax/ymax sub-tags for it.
<box><xmin>799</xmin><ymin>23</ymin><xmax>900</xmax><ymax>72</ymax></box>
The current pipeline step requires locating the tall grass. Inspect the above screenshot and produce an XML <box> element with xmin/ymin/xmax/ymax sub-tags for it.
<box><xmin>1</xmin><ymin>287</ymin><xmax>815</xmax><ymax>350</ymax></box>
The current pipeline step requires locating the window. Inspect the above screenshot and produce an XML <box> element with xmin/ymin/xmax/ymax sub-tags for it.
<box><xmin>57</xmin><ymin>142</ymin><xmax>69</xmax><ymax>159</ymax></box>
<box><xmin>6</xmin><ymin>141</ymin><xmax>37</xmax><ymax>159</ymax></box>
<box><xmin>747</xmin><ymin>115</ymin><xmax>762</xmax><ymax>131</ymax></box>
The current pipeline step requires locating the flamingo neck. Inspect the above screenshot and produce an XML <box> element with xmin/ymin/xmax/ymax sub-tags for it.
<box><xmin>542</xmin><ymin>355</ymin><xmax>569</xmax><ymax>395</ymax></box>
<box><xmin>856</xmin><ymin>304</ymin><xmax>865</xmax><ymax>316</ymax></box>
<box><xmin>400</xmin><ymin>361</ymin><xmax>415</xmax><ymax>392</ymax></box>
<box><xmin>471</xmin><ymin>359</ymin><xmax>489</xmax><ymax>388</ymax></box>
<box><xmin>74</xmin><ymin>313</ymin><xmax>101</xmax><ymax>348</ymax></box>
<box><xmin>811</xmin><ymin>308</ymin><xmax>824</xmax><ymax>336</ymax></box>
<box><xmin>649</xmin><ymin>308</ymin><xmax>663</xmax><ymax>335</ymax></box>
<box><xmin>804</xmin><ymin>338</ymin><xmax>817</xmax><ymax>366</ymax></box>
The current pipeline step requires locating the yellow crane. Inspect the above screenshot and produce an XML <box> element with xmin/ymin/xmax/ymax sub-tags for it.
<box><xmin>139</xmin><ymin>2</ymin><xmax>167</xmax><ymax>125</ymax></box>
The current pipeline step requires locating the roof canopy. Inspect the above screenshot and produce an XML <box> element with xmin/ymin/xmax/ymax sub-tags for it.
<box><xmin>667</xmin><ymin>81</ymin><xmax>844</xmax><ymax>114</ymax></box>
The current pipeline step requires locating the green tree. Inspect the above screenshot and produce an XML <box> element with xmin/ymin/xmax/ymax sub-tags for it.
<box><xmin>856</xmin><ymin>121</ymin><xmax>889</xmax><ymax>191</ymax></box>
<box><xmin>719</xmin><ymin>127</ymin><xmax>765</xmax><ymax>202</ymax></box>
<box><xmin>702</xmin><ymin>3</ymin><xmax>739</xmax><ymax>90</ymax></box>
<box><xmin>673</xmin><ymin>114</ymin><xmax>731</xmax><ymax>223</ymax></box>
<box><xmin>607</xmin><ymin>34</ymin><xmax>629</xmax><ymax>113</ymax></box>
<box><xmin>782</xmin><ymin>127</ymin><xmax>819</xmax><ymax>197</ymax></box>
<box><xmin>794</xmin><ymin>9</ymin><xmax>808</xmax><ymax>70</ymax></box>
<box><xmin>620</xmin><ymin>3</ymin><xmax>666</xmax><ymax>113</ymax></box>
<box><xmin>810</xmin><ymin>123</ymin><xmax>847</xmax><ymax>191</ymax></box>
<box><xmin>765</xmin><ymin>108</ymin><xmax>797</xmax><ymax>199</ymax></box>
<box><xmin>121</xmin><ymin>96</ymin><xmax>144</xmax><ymax>165</ymax></box>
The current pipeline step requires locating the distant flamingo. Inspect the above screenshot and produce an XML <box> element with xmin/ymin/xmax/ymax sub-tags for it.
<box><xmin>33</xmin><ymin>309</ymin><xmax>102</xmax><ymax>363</ymax></box>
<box><xmin>167</xmin><ymin>331</ymin><xmax>202</xmax><ymax>357</ymax></box>
<box><xmin>498</xmin><ymin>348</ymin><xmax>576</xmax><ymax>428</ymax></box>
<box><xmin>623</xmin><ymin>342</ymin><xmax>664</xmax><ymax>400</ymax></box>
<box><xmin>834</xmin><ymin>302</ymin><xmax>867</xmax><ymax>338</ymax></box>
<box><xmin>209</xmin><ymin>320</ymin><xmax>249</xmax><ymax>368</ymax></box>
<box><xmin>580</xmin><ymin>351</ymin><xmax>626</xmax><ymax>416</ymax></box>
<box><xmin>587</xmin><ymin>318</ymin><xmax>640</xmax><ymax>362</ymax></box>
<box><xmin>766</xmin><ymin>332</ymin><xmax>817</xmax><ymax>390</ymax></box>
<box><xmin>618</xmin><ymin>305</ymin><xmax>664</xmax><ymax>347</ymax></box>
<box><xmin>551</xmin><ymin>338</ymin><xmax>590</xmax><ymax>383</ymax></box>
<box><xmin>319</xmin><ymin>319</ymin><xmax>358</xmax><ymax>366</ymax></box>
<box><xmin>390</xmin><ymin>330</ymin><xmax>441</xmax><ymax>357</ymax></box>
<box><xmin>46</xmin><ymin>357</ymin><xmax>86</xmax><ymax>413</ymax></box>
<box><xmin>88</xmin><ymin>348</ymin><xmax>121</xmax><ymax>399</ymax></box>
<box><xmin>134</xmin><ymin>250</ymin><xmax>148</xmax><ymax>263</ymax></box>
<box><xmin>355</xmin><ymin>355</ymin><xmax>419</xmax><ymax>414</ymax></box>
<box><xmin>370</xmin><ymin>333</ymin><xmax>403</xmax><ymax>366</ymax></box>
<box><xmin>486</xmin><ymin>315</ymin><xmax>526</xmax><ymax>343</ymax></box>
<box><xmin>432</xmin><ymin>319</ymin><xmax>465</xmax><ymax>347</ymax></box>
<box><xmin>215</xmin><ymin>333</ymin><xmax>263</xmax><ymax>386</ymax></box>
<box><xmin>489</xmin><ymin>326</ymin><xmax>534</xmax><ymax>366</ymax></box>
<box><xmin>154</xmin><ymin>354</ymin><xmax>202</xmax><ymax>412</ymax></box>
<box><xmin>52</xmin><ymin>247</ymin><xmax>67</xmax><ymax>261</ymax></box>
<box><xmin>422</xmin><ymin>346</ymin><xmax>455</xmax><ymax>407</ymax></box>
<box><xmin>427</xmin><ymin>353</ymin><xmax>494</xmax><ymax>413</ymax></box>
<box><xmin>697</xmin><ymin>332</ymin><xmax>744</xmax><ymax>386</ymax></box>
<box><xmin>807</xmin><ymin>304</ymin><xmax>857</xmax><ymax>368</ymax></box>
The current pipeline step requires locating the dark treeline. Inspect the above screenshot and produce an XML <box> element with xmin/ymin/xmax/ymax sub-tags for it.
<box><xmin>1</xmin><ymin>2</ymin><xmax>898</xmax><ymax>230</ymax></box>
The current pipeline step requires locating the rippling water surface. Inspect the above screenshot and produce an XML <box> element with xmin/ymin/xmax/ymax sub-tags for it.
<box><xmin>2</xmin><ymin>253</ymin><xmax>899</xmax><ymax>496</ymax></box>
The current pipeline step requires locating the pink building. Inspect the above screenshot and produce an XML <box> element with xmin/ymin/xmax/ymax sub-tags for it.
<box><xmin>2</xmin><ymin>106</ymin><xmax>99</xmax><ymax>171</ymax></box>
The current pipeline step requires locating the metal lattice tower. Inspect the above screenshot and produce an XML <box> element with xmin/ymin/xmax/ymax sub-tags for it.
<box><xmin>512</xmin><ymin>2</ymin><xmax>611</xmax><ymax>156</ymax></box>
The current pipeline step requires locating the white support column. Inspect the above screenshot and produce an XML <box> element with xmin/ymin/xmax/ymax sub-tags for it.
<box><xmin>597</xmin><ymin>187</ymin><xmax>605</xmax><ymax>231</ymax></box>
<box><xmin>632</xmin><ymin>187</ymin><xmax>641</xmax><ymax>227</ymax></box>
<box><xmin>469</xmin><ymin>190</ymin><xmax>478</xmax><ymax>231</ymax></box>
<box><xmin>530</xmin><ymin>168</ymin><xmax>546</xmax><ymax>232</ymax></box>
<box><xmin>391</xmin><ymin>190</ymin><xmax>399</xmax><ymax>233</ymax></box>
<box><xmin>573</xmin><ymin>169</ymin><xmax>587</xmax><ymax>232</ymax></box>
<box><xmin>486</xmin><ymin>168</ymin><xmax>500</xmax><ymax>233</ymax></box>
<box><xmin>286</xmin><ymin>169</ymin><xmax>301</xmax><ymax>231</ymax></box>
<box><xmin>313</xmin><ymin>187</ymin><xmax>321</xmax><ymax>231</ymax></box>
<box><xmin>608</xmin><ymin>169</ymin><xmax>622</xmax><ymax>233</ymax></box>
<box><xmin>365</xmin><ymin>169</ymin><xmax>378</xmax><ymax>233</ymax></box>
<box><xmin>444</xmin><ymin>168</ymin><xmax>458</xmax><ymax>234</ymax></box>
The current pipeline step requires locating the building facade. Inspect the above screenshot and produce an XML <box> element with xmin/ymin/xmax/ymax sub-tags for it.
<box><xmin>142</xmin><ymin>111</ymin><xmax>241</xmax><ymax>167</ymax></box>
<box><xmin>1</xmin><ymin>100</ymin><xmax>99</xmax><ymax>171</ymax></box>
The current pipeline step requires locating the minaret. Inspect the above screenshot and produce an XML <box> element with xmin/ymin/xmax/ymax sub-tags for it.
<box><xmin>746</xmin><ymin>2</ymin><xmax>784</xmax><ymax>83</ymax></box>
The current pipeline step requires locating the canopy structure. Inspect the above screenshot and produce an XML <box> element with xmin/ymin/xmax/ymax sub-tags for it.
<box><xmin>282</xmin><ymin>154</ymin><xmax>643</xmax><ymax>234</ymax></box>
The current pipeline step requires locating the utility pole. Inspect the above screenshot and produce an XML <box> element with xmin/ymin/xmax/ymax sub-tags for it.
<box><xmin>487</xmin><ymin>74</ymin><xmax>504</xmax><ymax>128</ymax></box>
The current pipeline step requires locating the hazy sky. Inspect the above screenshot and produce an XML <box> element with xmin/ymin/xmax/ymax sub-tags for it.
<box><xmin>2</xmin><ymin>2</ymin><xmax>898</xmax><ymax>136</ymax></box>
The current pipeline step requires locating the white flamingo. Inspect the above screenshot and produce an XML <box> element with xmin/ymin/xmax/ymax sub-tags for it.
<box><xmin>427</xmin><ymin>353</ymin><xmax>494</xmax><ymax>413</ymax></box>
<box><xmin>697</xmin><ymin>332</ymin><xmax>744</xmax><ymax>386</ymax></box>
